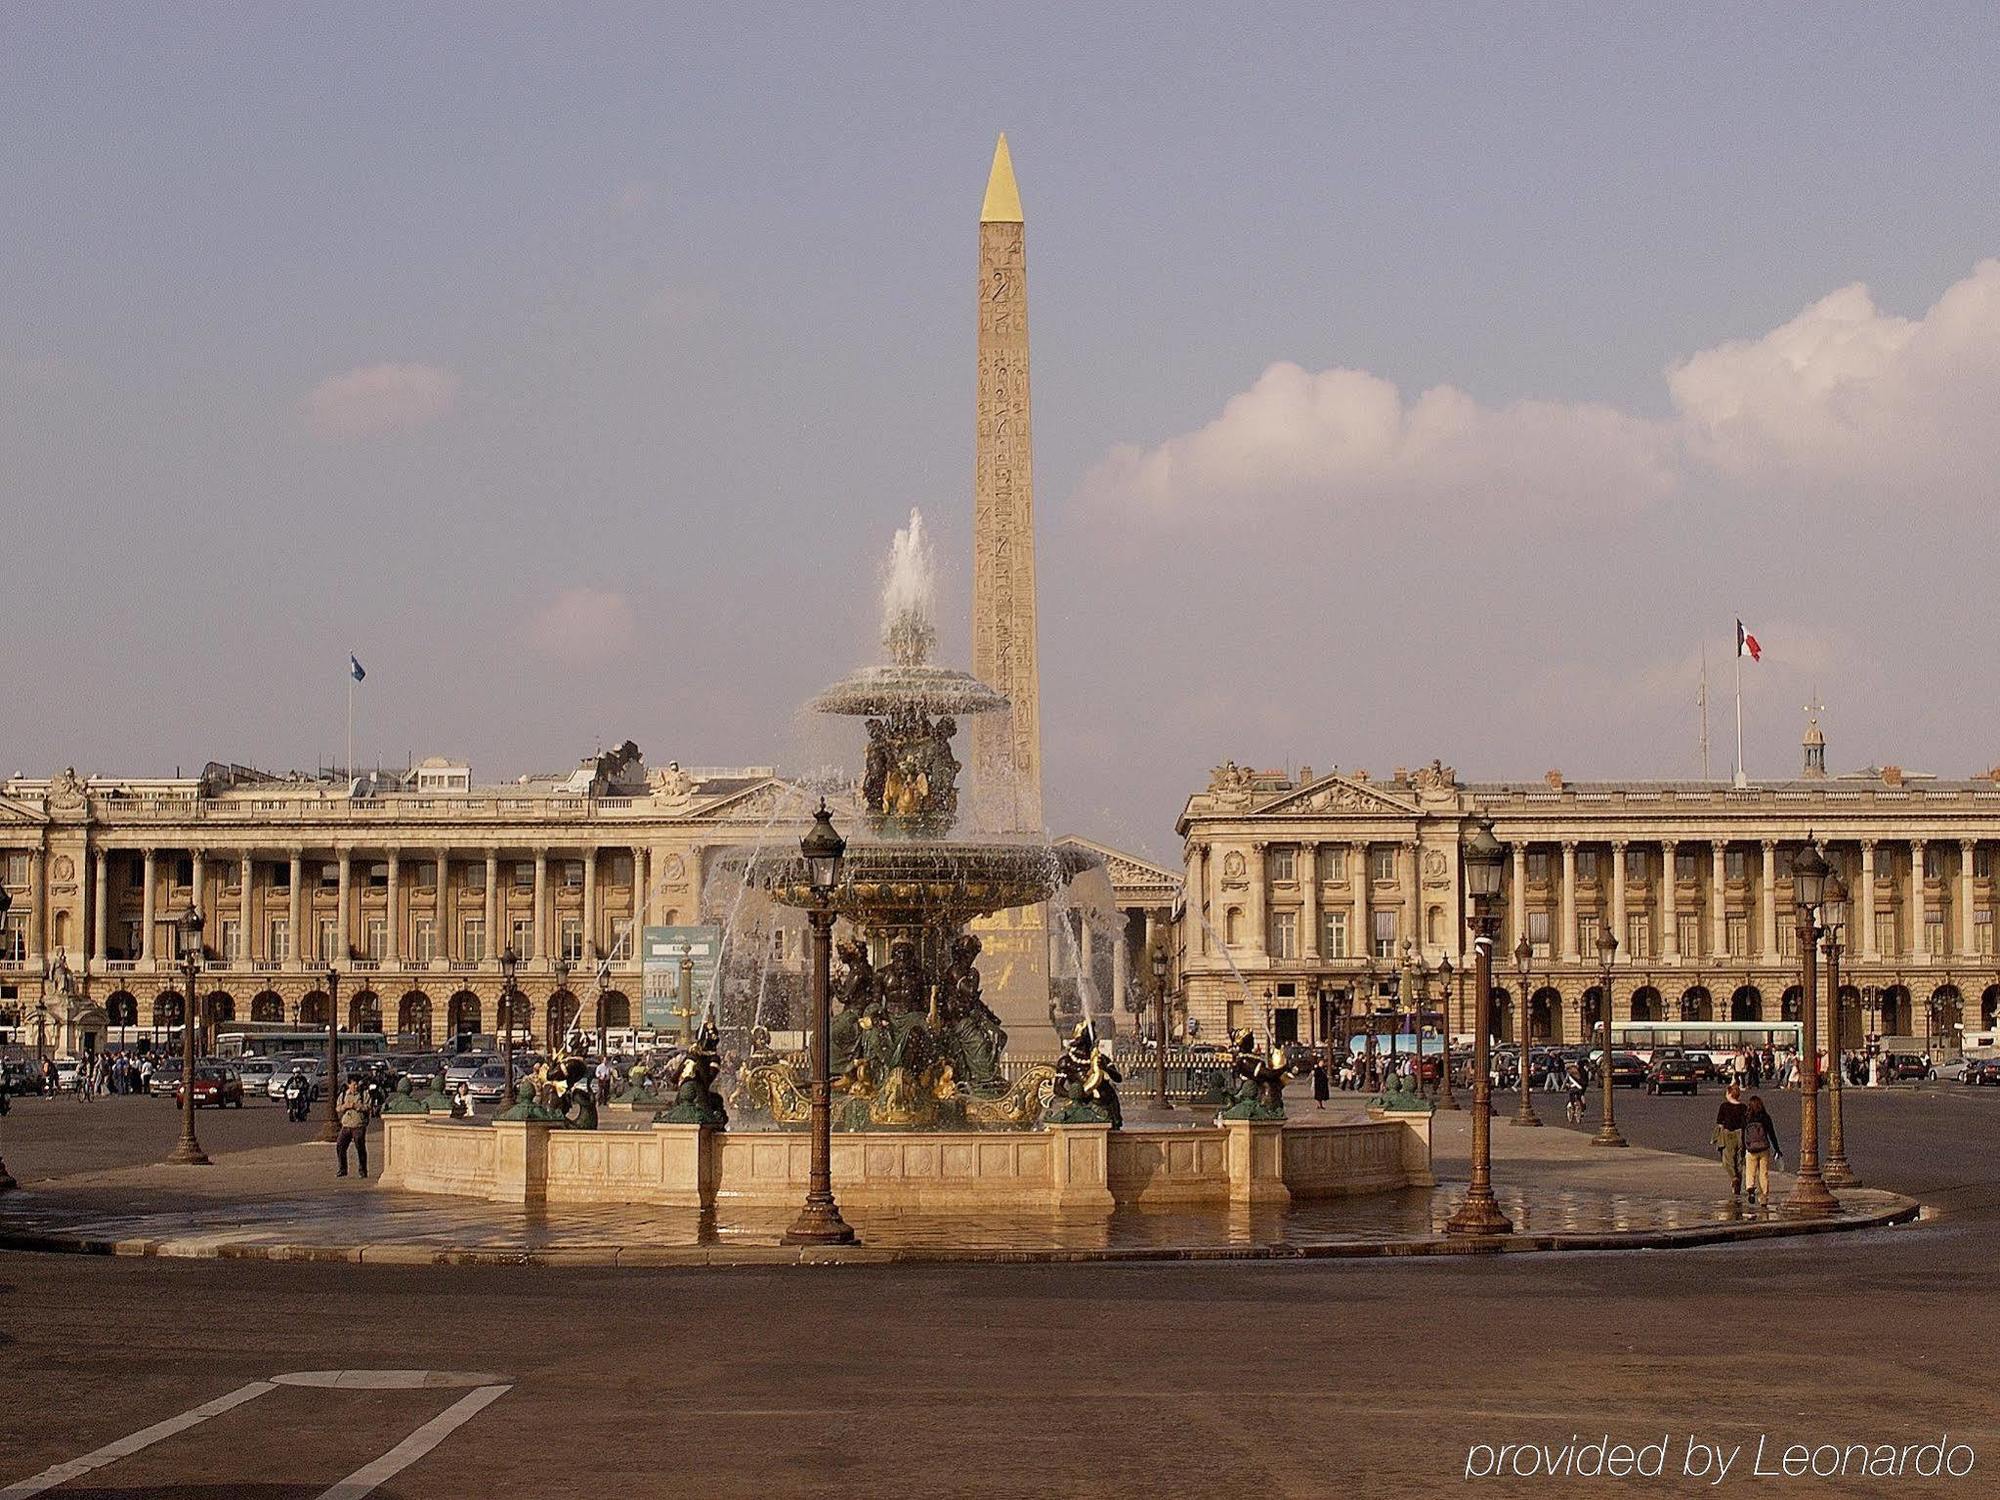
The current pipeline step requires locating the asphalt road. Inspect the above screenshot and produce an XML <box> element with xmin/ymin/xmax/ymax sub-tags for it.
<box><xmin>1</xmin><ymin>1082</ymin><xmax>1993</xmax><ymax>1499</ymax></box>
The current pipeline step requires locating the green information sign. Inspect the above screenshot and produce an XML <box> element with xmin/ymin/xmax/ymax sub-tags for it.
<box><xmin>641</xmin><ymin>925</ymin><xmax>723</xmax><ymax>1031</ymax></box>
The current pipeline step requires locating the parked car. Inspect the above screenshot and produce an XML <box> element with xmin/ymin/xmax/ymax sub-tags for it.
<box><xmin>53</xmin><ymin>1057</ymin><xmax>82</xmax><ymax>1091</ymax></box>
<box><xmin>1681</xmin><ymin>1049</ymin><xmax>1722</xmax><ymax>1081</ymax></box>
<box><xmin>445</xmin><ymin>1053</ymin><xmax>495</xmax><ymax>1090</ymax></box>
<box><xmin>0</xmin><ymin>1060</ymin><xmax>45</xmax><ymax>1096</ymax></box>
<box><xmin>233</xmin><ymin>1058</ymin><xmax>279</xmax><ymax>1098</ymax></box>
<box><xmin>463</xmin><ymin>1062</ymin><xmax>513</xmax><ymax>1103</ymax></box>
<box><xmin>402</xmin><ymin>1054</ymin><xmax>449</xmax><ymax>1090</ymax></box>
<box><xmin>1960</xmin><ymin>1056</ymin><xmax>2000</xmax><ymax>1087</ymax></box>
<box><xmin>148</xmin><ymin>1058</ymin><xmax>184</xmax><ymax>1095</ymax></box>
<box><xmin>1608</xmin><ymin>1052</ymin><xmax>1649</xmax><ymax>1088</ymax></box>
<box><xmin>269</xmin><ymin>1061</ymin><xmax>323</xmax><ymax>1102</ymax></box>
<box><xmin>174</xmin><ymin>1065</ymin><xmax>246</xmax><ymax>1109</ymax></box>
<box><xmin>1646</xmin><ymin>1054</ymin><xmax>1701</xmax><ymax>1095</ymax></box>
<box><xmin>1934</xmin><ymin>1057</ymin><xmax>1970</xmax><ymax>1083</ymax></box>
<box><xmin>1885</xmin><ymin>1053</ymin><xmax>1935</xmax><ymax>1083</ymax></box>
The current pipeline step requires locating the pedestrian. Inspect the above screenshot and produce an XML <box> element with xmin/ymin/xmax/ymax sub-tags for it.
<box><xmin>1742</xmin><ymin>1094</ymin><xmax>1785</xmax><ymax>1206</ymax></box>
<box><xmin>334</xmin><ymin>1079</ymin><xmax>369</xmax><ymax>1178</ymax></box>
<box><xmin>1713</xmin><ymin>1082</ymin><xmax>1747</xmax><ymax>1197</ymax></box>
<box><xmin>1311</xmin><ymin>1059</ymin><xmax>1329</xmax><ymax>1110</ymax></box>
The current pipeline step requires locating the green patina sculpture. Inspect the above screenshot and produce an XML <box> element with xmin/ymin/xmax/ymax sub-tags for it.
<box><xmin>1218</xmin><ymin>1029</ymin><xmax>1292</xmax><ymax>1120</ymax></box>
<box><xmin>381</xmin><ymin>1076</ymin><xmax>429</xmax><ymax>1115</ymax></box>
<box><xmin>1368</xmin><ymin>1076</ymin><xmax>1435</xmax><ymax>1114</ymax></box>
<box><xmin>494</xmin><ymin>1097</ymin><xmax>571</xmax><ymax>1125</ymax></box>
<box><xmin>658</xmin><ymin>1019</ymin><xmax>729</xmax><ymax>1127</ymax></box>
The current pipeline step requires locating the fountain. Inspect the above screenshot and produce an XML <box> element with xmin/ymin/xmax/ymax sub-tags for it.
<box><xmin>738</xmin><ymin>509</ymin><xmax>1098</xmax><ymax>1129</ymax></box>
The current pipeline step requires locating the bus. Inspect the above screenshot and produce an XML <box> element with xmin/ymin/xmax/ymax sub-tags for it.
<box><xmin>214</xmin><ymin>1024</ymin><xmax>390</xmax><ymax>1061</ymax></box>
<box><xmin>1609</xmin><ymin>1020</ymin><xmax>1803</xmax><ymax>1063</ymax></box>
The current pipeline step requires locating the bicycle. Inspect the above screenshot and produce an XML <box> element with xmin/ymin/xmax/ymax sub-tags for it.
<box><xmin>1565</xmin><ymin>1087</ymin><xmax>1586</xmax><ymax>1125</ymax></box>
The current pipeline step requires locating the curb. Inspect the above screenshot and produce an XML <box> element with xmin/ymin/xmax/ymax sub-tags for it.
<box><xmin>0</xmin><ymin>1194</ymin><xmax>1921</xmax><ymax>1269</ymax></box>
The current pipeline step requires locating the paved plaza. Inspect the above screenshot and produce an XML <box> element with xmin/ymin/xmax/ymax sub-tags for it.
<box><xmin>0</xmin><ymin>1083</ymin><xmax>1987</xmax><ymax>1496</ymax></box>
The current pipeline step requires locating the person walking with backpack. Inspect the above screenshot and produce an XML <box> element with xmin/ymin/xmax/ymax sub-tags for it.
<box><xmin>1742</xmin><ymin>1094</ymin><xmax>1785</xmax><ymax>1206</ymax></box>
<box><xmin>1714</xmin><ymin>1082</ymin><xmax>1747</xmax><ymax>1197</ymax></box>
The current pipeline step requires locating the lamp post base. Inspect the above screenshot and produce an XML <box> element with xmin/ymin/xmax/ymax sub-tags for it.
<box><xmin>781</xmin><ymin>1198</ymin><xmax>857</xmax><ymax>1246</ymax></box>
<box><xmin>0</xmin><ymin>1160</ymin><xmax>15</xmax><ymax>1192</ymax></box>
<box><xmin>1509</xmin><ymin>1104</ymin><xmax>1543</xmax><ymax>1127</ymax></box>
<box><xmin>166</xmin><ymin>1138</ymin><xmax>211</xmax><ymax>1166</ymax></box>
<box><xmin>1590</xmin><ymin>1124</ymin><xmax>1628</xmax><ymax>1148</ymax></box>
<box><xmin>1823</xmin><ymin>1155</ymin><xmax>1859</xmax><ymax>1188</ymax></box>
<box><xmin>1782</xmin><ymin>1173</ymin><xmax>1839</xmax><ymax>1218</ymax></box>
<box><xmin>1444</xmin><ymin>1193</ymin><xmax>1514</xmax><ymax>1237</ymax></box>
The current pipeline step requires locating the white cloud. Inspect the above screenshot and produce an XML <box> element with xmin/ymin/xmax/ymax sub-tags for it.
<box><xmin>1668</xmin><ymin>259</ymin><xmax>2000</xmax><ymax>493</ymax></box>
<box><xmin>1080</xmin><ymin>260</ymin><xmax>2000</xmax><ymax>523</ymax></box>
<box><xmin>526</xmin><ymin>587</ymin><xmax>637</xmax><ymax>663</ymax></box>
<box><xmin>1078</xmin><ymin>361</ymin><xmax>1676</xmax><ymax>522</ymax></box>
<box><xmin>305</xmin><ymin>362</ymin><xmax>460</xmax><ymax>441</ymax></box>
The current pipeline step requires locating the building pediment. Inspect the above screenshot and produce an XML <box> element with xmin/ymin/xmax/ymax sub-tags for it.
<box><xmin>1054</xmin><ymin>836</ymin><xmax>1183</xmax><ymax>898</ymax></box>
<box><xmin>0</xmin><ymin>794</ymin><xmax>50</xmax><ymax>827</ymax></box>
<box><xmin>1250</xmin><ymin>774</ymin><xmax>1418</xmax><ymax>819</ymax></box>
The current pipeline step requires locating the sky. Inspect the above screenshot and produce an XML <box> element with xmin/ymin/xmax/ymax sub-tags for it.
<box><xmin>6</xmin><ymin>4</ymin><xmax>2000</xmax><ymax>862</ymax></box>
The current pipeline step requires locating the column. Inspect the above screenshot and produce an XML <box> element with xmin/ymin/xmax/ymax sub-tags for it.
<box><xmin>634</xmin><ymin>845</ymin><xmax>651</xmax><ymax>934</ymax></box>
<box><xmin>583</xmin><ymin>847</ymin><xmax>599</xmax><ymax>959</ymax></box>
<box><xmin>1246</xmin><ymin>844</ymin><xmax>1267</xmax><ymax>954</ymax></box>
<box><xmin>287</xmin><ymin>851</ymin><xmax>304</xmax><ymax>969</ymax></box>
<box><xmin>1610</xmin><ymin>840</ymin><xmax>1628</xmax><ymax>961</ymax></box>
<box><xmin>1559</xmin><ymin>842</ymin><xmax>1579</xmax><ymax>963</ymax></box>
<box><xmin>188</xmin><ymin>850</ymin><xmax>205</xmax><ymax>931</ymax></box>
<box><xmin>240</xmin><ymin>852</ymin><xmax>254</xmax><ymax>964</ymax></box>
<box><xmin>1909</xmin><ymin>839</ymin><xmax>1928</xmax><ymax>961</ymax></box>
<box><xmin>141</xmin><ymin>850</ymin><xmax>157</xmax><ymax>962</ymax></box>
<box><xmin>1860</xmin><ymin>841</ymin><xmax>1878</xmax><ymax>961</ymax></box>
<box><xmin>26</xmin><ymin>849</ymin><xmax>45</xmax><ymax>963</ymax></box>
<box><xmin>1510</xmin><ymin>842</ymin><xmax>1527</xmax><ymax>950</ymax></box>
<box><xmin>1711</xmin><ymin>842</ymin><xmax>1728</xmax><ymax>958</ymax></box>
<box><xmin>1660</xmin><ymin>840</ymin><xmax>1679</xmax><ymax>959</ymax></box>
<box><xmin>1111</xmin><ymin>911</ymin><xmax>1129</xmax><ymax>1013</ymax></box>
<box><xmin>1080</xmin><ymin>916</ymin><xmax>1097</xmax><ymax>1007</ymax></box>
<box><xmin>93</xmin><ymin>851</ymin><xmax>109</xmax><ymax>962</ymax></box>
<box><xmin>1299</xmin><ymin>842</ymin><xmax>1320</xmax><ymax>957</ymax></box>
<box><xmin>485</xmin><ymin>852</ymin><xmax>501</xmax><ymax>961</ymax></box>
<box><xmin>1189</xmin><ymin>844</ymin><xmax>1207</xmax><ymax>956</ymax></box>
<box><xmin>533</xmin><ymin>850</ymin><xmax>548</xmax><ymax>963</ymax></box>
<box><xmin>1143</xmin><ymin>908</ymin><xmax>1160</xmax><ymax>964</ymax></box>
<box><xmin>1759</xmin><ymin>840</ymin><xmax>1779</xmax><ymax>958</ymax></box>
<box><xmin>336</xmin><ymin>850</ymin><xmax>351</xmax><ymax>964</ymax></box>
<box><xmin>1400</xmin><ymin>840</ymin><xmax>1419</xmax><ymax>955</ymax></box>
<box><xmin>1959</xmin><ymin>840</ymin><xmax>1977</xmax><ymax>958</ymax></box>
<box><xmin>436</xmin><ymin>849</ymin><xmax>452</xmax><ymax>961</ymax></box>
<box><xmin>385</xmin><ymin>851</ymin><xmax>401</xmax><ymax>965</ymax></box>
<box><xmin>1351</xmin><ymin>843</ymin><xmax>1369</xmax><ymax>961</ymax></box>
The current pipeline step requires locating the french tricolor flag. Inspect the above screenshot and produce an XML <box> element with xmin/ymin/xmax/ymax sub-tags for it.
<box><xmin>1736</xmin><ymin>620</ymin><xmax>1761</xmax><ymax>662</ymax></box>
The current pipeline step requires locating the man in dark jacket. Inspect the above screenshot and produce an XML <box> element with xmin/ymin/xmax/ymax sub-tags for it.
<box><xmin>1714</xmin><ymin>1083</ymin><xmax>1747</xmax><ymax>1196</ymax></box>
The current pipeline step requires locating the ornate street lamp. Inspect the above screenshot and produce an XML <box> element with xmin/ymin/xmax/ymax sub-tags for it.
<box><xmin>321</xmin><ymin>961</ymin><xmax>342</xmax><ymax>1142</ymax></box>
<box><xmin>168</xmin><ymin>904</ymin><xmax>211</xmax><ymax>1165</ymax></box>
<box><xmin>1511</xmin><ymin>934</ymin><xmax>1540</xmax><ymax>1127</ymax></box>
<box><xmin>1784</xmin><ymin>841</ymin><xmax>1837</xmax><ymax>1215</ymax></box>
<box><xmin>1151</xmin><ymin>945</ymin><xmax>1172</xmax><ymax>1110</ymax></box>
<box><xmin>1446</xmin><ymin>820</ymin><xmax>1512</xmax><ymax>1236</ymax></box>
<box><xmin>1411</xmin><ymin>951</ymin><xmax>1432</xmax><ymax>1097</ymax></box>
<box><xmin>593</xmin><ymin>955</ymin><xmax>610</xmax><ymax>1060</ymax></box>
<box><xmin>784</xmin><ymin>800</ymin><xmax>856</xmax><ymax>1245</ymax></box>
<box><xmin>1820</xmin><ymin>870</ymin><xmax>1857</xmax><ymax>1187</ymax></box>
<box><xmin>1435</xmin><ymin>954</ymin><xmax>1458</xmax><ymax>1109</ymax></box>
<box><xmin>499</xmin><ymin>945</ymin><xmax>520</xmax><ymax>1107</ymax></box>
<box><xmin>551</xmin><ymin>955</ymin><xmax>573</xmax><ymax>1057</ymax></box>
<box><xmin>1592</xmin><ymin>926</ymin><xmax>1626</xmax><ymax>1147</ymax></box>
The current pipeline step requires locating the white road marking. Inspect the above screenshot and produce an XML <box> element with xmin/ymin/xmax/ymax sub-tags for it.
<box><xmin>311</xmin><ymin>1383</ymin><xmax>512</xmax><ymax>1500</ymax></box>
<box><xmin>0</xmin><ymin>1380</ymin><xmax>278</xmax><ymax>1498</ymax></box>
<box><xmin>273</xmin><ymin>1369</ymin><xmax>505</xmax><ymax>1390</ymax></box>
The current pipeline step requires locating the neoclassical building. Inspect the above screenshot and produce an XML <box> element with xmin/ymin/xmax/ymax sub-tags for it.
<box><xmin>0</xmin><ymin>746</ymin><xmax>814</xmax><ymax>1055</ymax></box>
<box><xmin>1175</xmin><ymin>727</ymin><xmax>2000</xmax><ymax>1054</ymax></box>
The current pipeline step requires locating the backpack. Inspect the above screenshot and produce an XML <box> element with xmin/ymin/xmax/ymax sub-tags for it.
<box><xmin>1744</xmin><ymin>1117</ymin><xmax>1770</xmax><ymax>1153</ymax></box>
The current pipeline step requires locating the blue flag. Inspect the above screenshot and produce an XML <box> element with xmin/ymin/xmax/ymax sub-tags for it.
<box><xmin>349</xmin><ymin>653</ymin><xmax>366</xmax><ymax>683</ymax></box>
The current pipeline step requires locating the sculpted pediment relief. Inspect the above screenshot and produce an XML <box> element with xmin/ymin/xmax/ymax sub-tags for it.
<box><xmin>1251</xmin><ymin>775</ymin><xmax>1418</xmax><ymax>818</ymax></box>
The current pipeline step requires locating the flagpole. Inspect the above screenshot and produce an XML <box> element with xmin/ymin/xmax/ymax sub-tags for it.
<box><xmin>1733</xmin><ymin>639</ymin><xmax>1746</xmax><ymax>789</ymax></box>
<box><xmin>347</xmin><ymin>667</ymin><xmax>354</xmax><ymax>783</ymax></box>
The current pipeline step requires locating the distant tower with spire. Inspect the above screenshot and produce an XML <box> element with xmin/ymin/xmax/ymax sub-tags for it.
<box><xmin>1802</xmin><ymin>692</ymin><xmax>1827</xmax><ymax>779</ymax></box>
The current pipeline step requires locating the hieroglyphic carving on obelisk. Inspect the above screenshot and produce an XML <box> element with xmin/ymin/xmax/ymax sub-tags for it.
<box><xmin>969</xmin><ymin>133</ymin><xmax>1051</xmax><ymax>1034</ymax></box>
<box><xmin>971</xmin><ymin>132</ymin><xmax>1043</xmax><ymax>835</ymax></box>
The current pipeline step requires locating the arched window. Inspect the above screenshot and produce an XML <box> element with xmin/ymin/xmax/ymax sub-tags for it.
<box><xmin>399</xmin><ymin>992</ymin><xmax>433</xmax><ymax>1047</ymax></box>
<box><xmin>251</xmin><ymin>991</ymin><xmax>283</xmax><ymax>1023</ymax></box>
<box><xmin>299</xmin><ymin>991</ymin><xmax>330</xmax><ymax>1027</ymax></box>
<box><xmin>1224</xmin><ymin>908</ymin><xmax>1241</xmax><ymax>946</ymax></box>
<box><xmin>599</xmin><ymin>991</ymin><xmax>631</xmax><ymax>1029</ymax></box>
<box><xmin>107</xmin><ymin>991</ymin><xmax>138</xmax><ymax>1026</ymax></box>
<box><xmin>1629</xmin><ymin>986</ymin><xmax>1661</xmax><ymax>1023</ymax></box>
<box><xmin>153</xmin><ymin>990</ymin><xmax>185</xmax><ymax>1026</ymax></box>
<box><xmin>447</xmin><ymin>991</ymin><xmax>482</xmax><ymax>1040</ymax></box>
<box><xmin>546</xmin><ymin>989</ymin><xmax>579</xmax><ymax>1050</ymax></box>
<box><xmin>350</xmin><ymin>990</ymin><xmax>383</xmax><ymax>1033</ymax></box>
<box><xmin>1730</xmin><ymin>986</ymin><xmax>1763</xmax><ymax>1023</ymax></box>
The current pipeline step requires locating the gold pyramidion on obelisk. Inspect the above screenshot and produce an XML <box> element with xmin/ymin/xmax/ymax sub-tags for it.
<box><xmin>969</xmin><ymin>133</ymin><xmax>1049</xmax><ymax>1032</ymax></box>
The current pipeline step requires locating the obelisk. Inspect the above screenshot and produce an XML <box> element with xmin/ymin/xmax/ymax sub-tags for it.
<box><xmin>969</xmin><ymin>133</ymin><xmax>1051</xmax><ymax>1033</ymax></box>
<box><xmin>971</xmin><ymin>132</ymin><xmax>1043</xmax><ymax>833</ymax></box>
